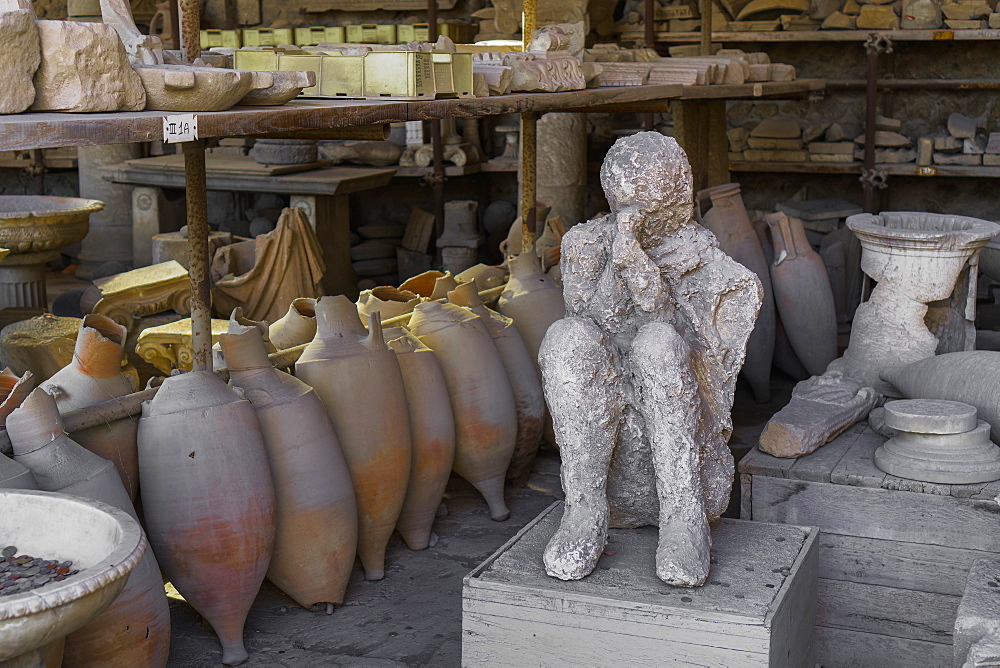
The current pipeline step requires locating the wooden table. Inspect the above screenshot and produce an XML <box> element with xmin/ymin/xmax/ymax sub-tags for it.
<box><xmin>102</xmin><ymin>153</ymin><xmax>396</xmax><ymax>294</ymax></box>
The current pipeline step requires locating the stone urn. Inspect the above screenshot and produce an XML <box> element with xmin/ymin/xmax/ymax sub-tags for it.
<box><xmin>0</xmin><ymin>197</ymin><xmax>103</xmax><ymax>309</ymax></box>
<box><xmin>0</xmin><ymin>489</ymin><xmax>145</xmax><ymax>667</ymax></box>
<box><xmin>831</xmin><ymin>212</ymin><xmax>1000</xmax><ymax>395</ymax></box>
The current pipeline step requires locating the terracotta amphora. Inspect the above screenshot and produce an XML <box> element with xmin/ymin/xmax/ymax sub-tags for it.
<box><xmin>429</xmin><ymin>273</ymin><xmax>460</xmax><ymax>300</ymax></box>
<box><xmin>697</xmin><ymin>184</ymin><xmax>775</xmax><ymax>403</ymax></box>
<box><xmin>9</xmin><ymin>388</ymin><xmax>170</xmax><ymax>668</ymax></box>
<box><xmin>357</xmin><ymin>286</ymin><xmax>420</xmax><ymax>324</ymax></box>
<box><xmin>448</xmin><ymin>282</ymin><xmax>544</xmax><ymax>487</ymax></box>
<box><xmin>0</xmin><ymin>368</ymin><xmax>37</xmax><ymax>489</ymax></box>
<box><xmin>40</xmin><ymin>314</ymin><xmax>139</xmax><ymax>499</ymax></box>
<box><xmin>773</xmin><ymin>314</ymin><xmax>810</xmax><ymax>381</ymax></box>
<box><xmin>137</xmin><ymin>370</ymin><xmax>276</xmax><ymax>665</ymax></box>
<box><xmin>213</xmin><ymin>307</ymin><xmax>276</xmax><ymax>369</ymax></box>
<box><xmin>456</xmin><ymin>263</ymin><xmax>508</xmax><ymax>291</ymax></box>
<box><xmin>268</xmin><ymin>298</ymin><xmax>317</xmax><ymax>351</ymax></box>
<box><xmin>219</xmin><ymin>317</ymin><xmax>358</xmax><ymax>609</ymax></box>
<box><xmin>399</xmin><ymin>270</ymin><xmax>445</xmax><ymax>298</ymax></box>
<box><xmin>409</xmin><ymin>300</ymin><xmax>517</xmax><ymax>521</ymax></box>
<box><xmin>497</xmin><ymin>252</ymin><xmax>565</xmax><ymax>375</ymax></box>
<box><xmin>294</xmin><ymin>295</ymin><xmax>411</xmax><ymax>581</ymax></box>
<box><xmin>765</xmin><ymin>212</ymin><xmax>838</xmax><ymax>377</ymax></box>
<box><xmin>383</xmin><ymin>326</ymin><xmax>456</xmax><ymax>550</ymax></box>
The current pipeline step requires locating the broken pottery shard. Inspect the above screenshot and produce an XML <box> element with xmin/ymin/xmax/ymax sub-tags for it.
<box><xmin>822</xmin><ymin>10</ymin><xmax>857</xmax><ymax>27</ymax></box>
<box><xmin>758</xmin><ymin>371</ymin><xmax>880</xmax><ymax>458</ymax></box>
<box><xmin>856</xmin><ymin>4</ymin><xmax>899</xmax><ymax>28</ymax></box>
<box><xmin>31</xmin><ymin>20</ymin><xmax>145</xmax><ymax>112</ymax></box>
<box><xmin>0</xmin><ymin>9</ymin><xmax>39</xmax><ymax>114</ymax></box>
<box><xmin>948</xmin><ymin>112</ymin><xmax>980</xmax><ymax>139</ymax></box>
<box><xmin>540</xmin><ymin>132</ymin><xmax>762</xmax><ymax>588</ymax></box>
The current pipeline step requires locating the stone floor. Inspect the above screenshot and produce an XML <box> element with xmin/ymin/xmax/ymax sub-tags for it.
<box><xmin>163</xmin><ymin>378</ymin><xmax>794</xmax><ymax>667</ymax></box>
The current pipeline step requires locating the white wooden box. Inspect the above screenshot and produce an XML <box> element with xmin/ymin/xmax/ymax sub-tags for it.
<box><xmin>463</xmin><ymin>502</ymin><xmax>818</xmax><ymax>667</ymax></box>
<box><xmin>740</xmin><ymin>422</ymin><xmax>1000</xmax><ymax>667</ymax></box>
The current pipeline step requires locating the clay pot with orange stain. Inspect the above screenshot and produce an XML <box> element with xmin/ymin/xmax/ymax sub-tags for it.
<box><xmin>496</xmin><ymin>252</ymin><xmax>565</xmax><ymax>375</ymax></box>
<box><xmin>409</xmin><ymin>301</ymin><xmax>517</xmax><ymax>521</ymax></box>
<box><xmin>357</xmin><ymin>286</ymin><xmax>420</xmax><ymax>324</ymax></box>
<box><xmin>269</xmin><ymin>298</ymin><xmax>317</xmax><ymax>351</ymax></box>
<box><xmin>10</xmin><ymin>388</ymin><xmax>171</xmax><ymax>668</ymax></box>
<box><xmin>294</xmin><ymin>296</ymin><xmax>411</xmax><ymax>581</ymax></box>
<box><xmin>219</xmin><ymin>316</ymin><xmax>358</xmax><ymax>609</ymax></box>
<box><xmin>383</xmin><ymin>327</ymin><xmax>455</xmax><ymax>550</ymax></box>
<box><xmin>137</xmin><ymin>370</ymin><xmax>275</xmax><ymax>666</ymax></box>
<box><xmin>447</xmin><ymin>282</ymin><xmax>544</xmax><ymax>487</ymax></box>
<box><xmin>41</xmin><ymin>314</ymin><xmax>139</xmax><ymax>499</ymax></box>
<box><xmin>0</xmin><ymin>367</ymin><xmax>37</xmax><ymax>489</ymax></box>
<box><xmin>399</xmin><ymin>270</ymin><xmax>445</xmax><ymax>298</ymax></box>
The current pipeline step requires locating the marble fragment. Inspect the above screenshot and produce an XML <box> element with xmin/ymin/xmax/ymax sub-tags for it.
<box><xmin>31</xmin><ymin>20</ymin><xmax>145</xmax><ymax>112</ymax></box>
<box><xmin>985</xmin><ymin>133</ymin><xmax>1000</xmax><ymax>154</ymax></box>
<box><xmin>822</xmin><ymin>10</ymin><xmax>857</xmax><ymax>27</ymax></box>
<box><xmin>0</xmin><ymin>8</ymin><xmax>39</xmax><ymax>114</ymax></box>
<box><xmin>539</xmin><ymin>132</ymin><xmax>762</xmax><ymax>587</ymax></box>
<box><xmin>856</xmin><ymin>4</ymin><xmax>900</xmax><ymax>28</ymax></box>
<box><xmin>949</xmin><ymin>113</ymin><xmax>980</xmax><ymax>139</ymax></box>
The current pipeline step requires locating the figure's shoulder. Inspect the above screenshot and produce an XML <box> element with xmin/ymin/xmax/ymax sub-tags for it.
<box><xmin>562</xmin><ymin>214</ymin><xmax>611</xmax><ymax>257</ymax></box>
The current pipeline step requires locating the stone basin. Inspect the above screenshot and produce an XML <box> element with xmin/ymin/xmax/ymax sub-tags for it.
<box><xmin>0</xmin><ymin>489</ymin><xmax>145</xmax><ymax>667</ymax></box>
<box><xmin>0</xmin><ymin>196</ymin><xmax>103</xmax><ymax>254</ymax></box>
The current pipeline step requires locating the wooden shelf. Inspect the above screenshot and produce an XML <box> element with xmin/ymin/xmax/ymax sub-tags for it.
<box><xmin>730</xmin><ymin>160</ymin><xmax>1000</xmax><ymax>177</ymax></box>
<box><xmin>0</xmin><ymin>81</ymin><xmax>825</xmax><ymax>152</ymax></box>
<box><xmin>620</xmin><ymin>28</ymin><xmax>1000</xmax><ymax>43</ymax></box>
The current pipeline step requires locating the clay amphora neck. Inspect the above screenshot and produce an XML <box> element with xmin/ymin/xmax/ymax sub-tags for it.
<box><xmin>429</xmin><ymin>274</ymin><xmax>459</xmax><ymax>300</ymax></box>
<box><xmin>229</xmin><ymin>307</ymin><xmax>276</xmax><ymax>354</ymax></box>
<box><xmin>766</xmin><ymin>212</ymin><xmax>810</xmax><ymax>263</ymax></box>
<box><xmin>73</xmin><ymin>314</ymin><xmax>128</xmax><ymax>379</ymax></box>
<box><xmin>508</xmin><ymin>252</ymin><xmax>544</xmax><ymax>280</ymax></box>
<box><xmin>409</xmin><ymin>300</ymin><xmax>479</xmax><ymax>337</ymax></box>
<box><xmin>447</xmin><ymin>281</ymin><xmax>482</xmax><ymax>308</ymax></box>
<box><xmin>219</xmin><ymin>324</ymin><xmax>272</xmax><ymax>382</ymax></box>
<box><xmin>313</xmin><ymin>295</ymin><xmax>386</xmax><ymax>353</ymax></box>
<box><xmin>7</xmin><ymin>388</ymin><xmax>66</xmax><ymax>452</ymax></box>
<box><xmin>142</xmin><ymin>370</ymin><xmax>240</xmax><ymax>417</ymax></box>
<box><xmin>0</xmin><ymin>368</ymin><xmax>34</xmax><ymax>427</ymax></box>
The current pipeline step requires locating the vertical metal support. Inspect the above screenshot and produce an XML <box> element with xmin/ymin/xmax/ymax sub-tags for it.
<box><xmin>427</xmin><ymin>0</ymin><xmax>445</xmax><ymax>241</ymax></box>
<box><xmin>699</xmin><ymin>0</ymin><xmax>713</xmax><ymax>55</ymax></box>
<box><xmin>862</xmin><ymin>34</ymin><xmax>891</xmax><ymax>213</ymax></box>
<box><xmin>644</xmin><ymin>0</ymin><xmax>656</xmax><ymax>131</ymax></box>
<box><xmin>168</xmin><ymin>0</ymin><xmax>181</xmax><ymax>50</ymax></box>
<box><xmin>30</xmin><ymin>150</ymin><xmax>45</xmax><ymax>196</ymax></box>
<box><xmin>178</xmin><ymin>0</ymin><xmax>200</xmax><ymax>64</ymax></box>
<box><xmin>520</xmin><ymin>112</ymin><xmax>538</xmax><ymax>253</ymax></box>
<box><xmin>182</xmin><ymin>139</ymin><xmax>212</xmax><ymax>372</ymax></box>
<box><xmin>522</xmin><ymin>0</ymin><xmax>536</xmax><ymax>48</ymax></box>
<box><xmin>427</xmin><ymin>0</ymin><xmax>438</xmax><ymax>40</ymax></box>
<box><xmin>223</xmin><ymin>0</ymin><xmax>237</xmax><ymax>29</ymax></box>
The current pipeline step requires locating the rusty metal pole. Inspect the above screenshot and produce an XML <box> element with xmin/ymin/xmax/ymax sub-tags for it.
<box><xmin>427</xmin><ymin>2</ymin><xmax>446</xmax><ymax>240</ymax></box>
<box><xmin>643</xmin><ymin>0</ymin><xmax>656</xmax><ymax>131</ymax></box>
<box><xmin>522</xmin><ymin>0</ymin><xmax>536</xmax><ymax>48</ymax></box>
<box><xmin>699</xmin><ymin>0</ymin><xmax>713</xmax><ymax>56</ymax></box>
<box><xmin>182</xmin><ymin>139</ymin><xmax>213</xmax><ymax>372</ymax></box>
<box><xmin>862</xmin><ymin>35</ymin><xmax>880</xmax><ymax>213</ymax></box>
<box><xmin>30</xmin><ymin>150</ymin><xmax>45</xmax><ymax>195</ymax></box>
<box><xmin>178</xmin><ymin>0</ymin><xmax>200</xmax><ymax>64</ymax></box>
<box><xmin>520</xmin><ymin>111</ymin><xmax>538</xmax><ymax>253</ymax></box>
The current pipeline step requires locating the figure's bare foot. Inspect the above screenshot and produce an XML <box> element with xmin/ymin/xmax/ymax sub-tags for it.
<box><xmin>656</xmin><ymin>518</ymin><xmax>711</xmax><ymax>587</ymax></box>
<box><xmin>543</xmin><ymin>500</ymin><xmax>609</xmax><ymax>580</ymax></box>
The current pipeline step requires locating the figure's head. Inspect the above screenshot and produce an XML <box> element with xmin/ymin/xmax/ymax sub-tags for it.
<box><xmin>600</xmin><ymin>132</ymin><xmax>694</xmax><ymax>238</ymax></box>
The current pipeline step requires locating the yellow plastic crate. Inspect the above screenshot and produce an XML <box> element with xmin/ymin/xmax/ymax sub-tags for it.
<box><xmin>243</xmin><ymin>28</ymin><xmax>294</xmax><ymax>47</ymax></box>
<box><xmin>200</xmin><ymin>29</ymin><xmax>241</xmax><ymax>48</ymax></box>
<box><xmin>362</xmin><ymin>51</ymin><xmax>434</xmax><ymax>99</ymax></box>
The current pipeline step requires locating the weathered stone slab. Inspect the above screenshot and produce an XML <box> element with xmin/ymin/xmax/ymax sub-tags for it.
<box><xmin>810</xmin><ymin>153</ymin><xmax>855</xmax><ymax>163</ymax></box>
<box><xmin>944</xmin><ymin>17</ymin><xmax>985</xmax><ymax>27</ymax></box>
<box><xmin>31</xmin><ymin>20</ymin><xmax>145</xmax><ymax>112</ymax></box>
<box><xmin>768</xmin><ymin>63</ymin><xmax>795</xmax><ymax>81</ymax></box>
<box><xmin>954</xmin><ymin>558</ymin><xmax>1000</xmax><ymax>668</ymax></box>
<box><xmin>984</xmin><ymin>154</ymin><xmax>1000</xmax><ymax>166</ymax></box>
<box><xmin>876</xmin><ymin>115</ymin><xmax>903</xmax><ymax>132</ymax></box>
<box><xmin>990</xmin><ymin>12</ymin><xmax>1000</xmax><ymax>27</ymax></box>
<box><xmin>822</xmin><ymin>10</ymin><xmax>857</xmax><ymax>27</ymax></box>
<box><xmin>809</xmin><ymin>141</ymin><xmax>856</xmax><ymax>155</ymax></box>
<box><xmin>985</xmin><ymin>133</ymin><xmax>1000</xmax><ymax>154</ymax></box>
<box><xmin>856</xmin><ymin>4</ymin><xmax>899</xmax><ymax>28</ymax></box>
<box><xmin>0</xmin><ymin>9</ymin><xmax>39</xmax><ymax>114</ymax></box>
<box><xmin>744</xmin><ymin>149</ymin><xmax>809</xmax><ymax>162</ymax></box>
<box><xmin>747</xmin><ymin>137</ymin><xmax>803</xmax><ymax>150</ymax></box>
<box><xmin>727</xmin><ymin>126</ymin><xmax>750</xmax><ymax>152</ymax></box>
<box><xmin>934</xmin><ymin>153</ymin><xmax>982</xmax><ymax>166</ymax></box>
<box><xmin>941</xmin><ymin>1</ymin><xmax>989</xmax><ymax>19</ymax></box>
<box><xmin>917</xmin><ymin>137</ymin><xmax>934</xmax><ymax>165</ymax></box>
<box><xmin>751</xmin><ymin>117</ymin><xmax>801</xmax><ymax>139</ymax></box>
<box><xmin>936</xmin><ymin>135</ymin><xmax>964</xmax><ymax>152</ymax></box>
<box><xmin>854</xmin><ymin>131</ymin><xmax>912</xmax><ymax>148</ymax></box>
<box><xmin>964</xmin><ymin>136</ymin><xmax>987</xmax><ymax>155</ymax></box>
<box><xmin>948</xmin><ymin>113</ymin><xmax>980</xmax><ymax>140</ymax></box>
<box><xmin>826</xmin><ymin>122</ymin><xmax>860</xmax><ymax>142</ymax></box>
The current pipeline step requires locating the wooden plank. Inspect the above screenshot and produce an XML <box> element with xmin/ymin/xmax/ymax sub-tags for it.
<box><xmin>730</xmin><ymin>160</ymin><xmax>861</xmax><ymax>174</ymax></box>
<box><xmin>0</xmin><ymin>83</ymin><xmax>826</xmax><ymax>152</ymax></box>
<box><xmin>818</xmin><ymin>532</ymin><xmax>994</xmax><ymax>596</ymax></box>
<box><xmin>816</xmin><ymin>578</ymin><xmax>959</xmax><ymax>643</ymax></box>
<box><xmin>619</xmin><ymin>28</ymin><xmax>1000</xmax><ymax>43</ymax></box>
<box><xmin>812</xmin><ymin>625</ymin><xmax>955</xmax><ymax>668</ymax></box>
<box><xmin>829</xmin><ymin>426</ymin><xmax>887</xmax><ymax>488</ymax></box>
<box><xmin>767</xmin><ymin>528</ymin><xmax>818</xmax><ymax>667</ymax></box>
<box><xmin>737</xmin><ymin>445</ymin><xmax>797</xmax><ymax>479</ymax></box>
<box><xmin>401</xmin><ymin>207</ymin><xmax>436</xmax><ymax>253</ymax></box>
<box><xmin>125</xmin><ymin>153</ymin><xmax>331</xmax><ymax>176</ymax></box>
<box><xmin>787</xmin><ymin>421</ymin><xmax>864</xmax><ymax>483</ymax></box>
<box><xmin>752</xmin><ymin>476</ymin><xmax>1000</xmax><ymax>553</ymax></box>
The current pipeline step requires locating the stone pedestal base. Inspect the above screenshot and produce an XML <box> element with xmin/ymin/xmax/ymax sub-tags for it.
<box><xmin>463</xmin><ymin>502</ymin><xmax>818</xmax><ymax>667</ymax></box>
<box><xmin>0</xmin><ymin>251</ymin><xmax>60</xmax><ymax>309</ymax></box>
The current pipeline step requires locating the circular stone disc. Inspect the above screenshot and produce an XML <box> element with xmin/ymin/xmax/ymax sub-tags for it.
<box><xmin>883</xmin><ymin>399</ymin><xmax>978</xmax><ymax>434</ymax></box>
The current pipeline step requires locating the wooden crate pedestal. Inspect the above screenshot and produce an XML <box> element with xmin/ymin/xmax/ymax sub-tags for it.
<box><xmin>740</xmin><ymin>422</ymin><xmax>1000</xmax><ymax>667</ymax></box>
<box><xmin>462</xmin><ymin>501</ymin><xmax>818</xmax><ymax>666</ymax></box>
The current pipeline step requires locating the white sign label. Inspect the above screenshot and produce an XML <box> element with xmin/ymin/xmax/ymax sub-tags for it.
<box><xmin>162</xmin><ymin>114</ymin><xmax>199</xmax><ymax>144</ymax></box>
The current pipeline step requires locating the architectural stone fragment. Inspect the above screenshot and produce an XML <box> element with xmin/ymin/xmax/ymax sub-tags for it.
<box><xmin>948</xmin><ymin>113</ymin><xmax>980</xmax><ymax>139</ymax></box>
<box><xmin>539</xmin><ymin>132</ymin><xmax>761</xmax><ymax>587</ymax></box>
<box><xmin>91</xmin><ymin>260</ymin><xmax>192</xmax><ymax>331</ymax></box>
<box><xmin>0</xmin><ymin>5</ymin><xmax>39</xmax><ymax>114</ymax></box>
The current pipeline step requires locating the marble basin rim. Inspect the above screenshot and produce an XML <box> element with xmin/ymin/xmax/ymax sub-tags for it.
<box><xmin>846</xmin><ymin>211</ymin><xmax>1000</xmax><ymax>257</ymax></box>
<box><xmin>0</xmin><ymin>489</ymin><xmax>146</xmax><ymax>663</ymax></box>
<box><xmin>0</xmin><ymin>196</ymin><xmax>103</xmax><ymax>253</ymax></box>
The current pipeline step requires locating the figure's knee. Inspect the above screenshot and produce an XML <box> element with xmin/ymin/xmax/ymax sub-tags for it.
<box><xmin>630</xmin><ymin>322</ymin><xmax>691</xmax><ymax>368</ymax></box>
<box><xmin>629</xmin><ymin>322</ymin><xmax>698</xmax><ymax>401</ymax></box>
<box><xmin>539</xmin><ymin>317</ymin><xmax>614</xmax><ymax>377</ymax></box>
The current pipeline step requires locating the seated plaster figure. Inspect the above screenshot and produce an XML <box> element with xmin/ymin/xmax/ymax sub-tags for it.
<box><xmin>539</xmin><ymin>132</ymin><xmax>762</xmax><ymax>586</ymax></box>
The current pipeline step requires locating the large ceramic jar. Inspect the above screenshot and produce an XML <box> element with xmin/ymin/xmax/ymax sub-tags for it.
<box><xmin>220</xmin><ymin>318</ymin><xmax>358</xmax><ymax>609</ymax></box>
<box><xmin>766</xmin><ymin>212</ymin><xmax>838</xmax><ymax>377</ymax></box>
<box><xmin>357</xmin><ymin>286</ymin><xmax>420</xmax><ymax>324</ymax></box>
<box><xmin>383</xmin><ymin>327</ymin><xmax>456</xmax><ymax>550</ymax></box>
<box><xmin>269</xmin><ymin>297</ymin><xmax>317</xmax><ymax>351</ymax></box>
<box><xmin>294</xmin><ymin>295</ymin><xmax>411</xmax><ymax>581</ymax></box>
<box><xmin>137</xmin><ymin>370</ymin><xmax>275</xmax><ymax>665</ymax></box>
<box><xmin>448</xmin><ymin>282</ymin><xmax>544</xmax><ymax>487</ymax></box>
<box><xmin>697</xmin><ymin>183</ymin><xmax>775</xmax><ymax>403</ymax></box>
<box><xmin>409</xmin><ymin>300</ymin><xmax>517</xmax><ymax>521</ymax></box>
<box><xmin>497</xmin><ymin>253</ymin><xmax>565</xmax><ymax>375</ymax></box>
<box><xmin>10</xmin><ymin>389</ymin><xmax>170</xmax><ymax>667</ymax></box>
<box><xmin>41</xmin><ymin>314</ymin><xmax>138</xmax><ymax>499</ymax></box>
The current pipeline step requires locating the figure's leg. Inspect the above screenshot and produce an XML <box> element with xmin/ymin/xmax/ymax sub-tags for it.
<box><xmin>539</xmin><ymin>317</ymin><xmax>623</xmax><ymax>581</ymax></box>
<box><xmin>701</xmin><ymin>436</ymin><xmax>734</xmax><ymax>521</ymax></box>
<box><xmin>629</xmin><ymin>322</ymin><xmax>711</xmax><ymax>587</ymax></box>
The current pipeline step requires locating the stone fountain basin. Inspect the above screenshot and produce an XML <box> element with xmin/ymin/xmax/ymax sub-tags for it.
<box><xmin>847</xmin><ymin>212</ymin><xmax>1000</xmax><ymax>255</ymax></box>
<box><xmin>0</xmin><ymin>197</ymin><xmax>103</xmax><ymax>254</ymax></box>
<box><xmin>0</xmin><ymin>489</ymin><xmax>146</xmax><ymax>663</ymax></box>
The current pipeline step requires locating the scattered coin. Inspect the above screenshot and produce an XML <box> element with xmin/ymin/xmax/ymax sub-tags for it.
<box><xmin>1</xmin><ymin>546</ymin><xmax>15</xmax><ymax>558</ymax></box>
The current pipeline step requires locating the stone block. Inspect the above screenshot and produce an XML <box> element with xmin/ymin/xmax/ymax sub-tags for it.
<box><xmin>936</xmin><ymin>135</ymin><xmax>964</xmax><ymax>152</ymax></box>
<box><xmin>0</xmin><ymin>9</ymin><xmax>39</xmax><ymax>114</ymax></box>
<box><xmin>985</xmin><ymin>133</ymin><xmax>1000</xmax><ymax>154</ymax></box>
<box><xmin>826</xmin><ymin>122</ymin><xmax>860</xmax><ymax>142</ymax></box>
<box><xmin>991</xmin><ymin>12</ymin><xmax>1000</xmax><ymax>27</ymax></box>
<box><xmin>854</xmin><ymin>131</ymin><xmax>912</xmax><ymax>148</ymax></box>
<box><xmin>809</xmin><ymin>141</ymin><xmax>856</xmax><ymax>155</ymax></box>
<box><xmin>463</xmin><ymin>502</ymin><xmax>818</xmax><ymax>668</ymax></box>
<box><xmin>751</xmin><ymin>117</ymin><xmax>802</xmax><ymax>139</ymax></box>
<box><xmin>802</xmin><ymin>122</ymin><xmax>830</xmax><ymax>143</ymax></box>
<box><xmin>934</xmin><ymin>152</ymin><xmax>983</xmax><ymax>166</ymax></box>
<box><xmin>810</xmin><ymin>153</ymin><xmax>855</xmax><ymax>163</ymax></box>
<box><xmin>31</xmin><ymin>20</ymin><xmax>145</xmax><ymax>112</ymax></box>
<box><xmin>873</xmin><ymin>148</ymin><xmax>917</xmax><ymax>164</ymax></box>
<box><xmin>842</xmin><ymin>0</ymin><xmax>862</xmax><ymax>12</ymax></box>
<box><xmin>744</xmin><ymin>149</ymin><xmax>809</xmax><ymax>162</ymax></box>
<box><xmin>902</xmin><ymin>0</ymin><xmax>943</xmax><ymax>27</ymax></box>
<box><xmin>727</xmin><ymin>126</ymin><xmax>750</xmax><ymax>152</ymax></box>
<box><xmin>941</xmin><ymin>1</ymin><xmax>990</xmax><ymax>19</ymax></box>
<box><xmin>769</xmin><ymin>64</ymin><xmax>796</xmax><ymax>81</ymax></box>
<box><xmin>953</xmin><ymin>559</ymin><xmax>1000</xmax><ymax>668</ymax></box>
<box><xmin>964</xmin><ymin>136</ymin><xmax>987</xmax><ymax>154</ymax></box>
<box><xmin>748</xmin><ymin>137</ymin><xmax>804</xmax><ymax>150</ymax></box>
<box><xmin>917</xmin><ymin>137</ymin><xmax>934</xmax><ymax>166</ymax></box>
<box><xmin>948</xmin><ymin>113</ymin><xmax>980</xmax><ymax>139</ymax></box>
<box><xmin>822</xmin><ymin>10</ymin><xmax>858</xmax><ymax>27</ymax></box>
<box><xmin>876</xmin><ymin>115</ymin><xmax>903</xmax><ymax>132</ymax></box>
<box><xmin>945</xmin><ymin>18</ymin><xmax>986</xmax><ymax>27</ymax></box>
<box><xmin>856</xmin><ymin>4</ymin><xmax>900</xmax><ymax>28</ymax></box>
<box><xmin>983</xmin><ymin>154</ymin><xmax>1000</xmax><ymax>166</ymax></box>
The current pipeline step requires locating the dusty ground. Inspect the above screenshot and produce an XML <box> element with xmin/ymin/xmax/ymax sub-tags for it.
<box><xmin>163</xmin><ymin>376</ymin><xmax>794</xmax><ymax>667</ymax></box>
